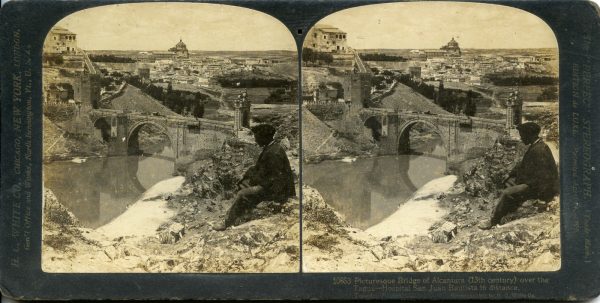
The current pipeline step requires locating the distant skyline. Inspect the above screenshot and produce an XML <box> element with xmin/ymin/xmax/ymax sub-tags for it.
<box><xmin>54</xmin><ymin>3</ymin><xmax>296</xmax><ymax>51</ymax></box>
<box><xmin>315</xmin><ymin>2</ymin><xmax>558</xmax><ymax>50</ymax></box>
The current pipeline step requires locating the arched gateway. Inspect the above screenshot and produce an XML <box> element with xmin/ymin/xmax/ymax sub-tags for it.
<box><xmin>397</xmin><ymin>119</ymin><xmax>445</xmax><ymax>155</ymax></box>
<box><xmin>126</xmin><ymin>121</ymin><xmax>173</xmax><ymax>156</ymax></box>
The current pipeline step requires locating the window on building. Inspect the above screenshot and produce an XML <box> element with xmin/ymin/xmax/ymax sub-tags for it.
<box><xmin>323</xmin><ymin>35</ymin><xmax>326</xmax><ymax>39</ymax></box>
<box><xmin>314</xmin><ymin>33</ymin><xmax>317</xmax><ymax>38</ymax></box>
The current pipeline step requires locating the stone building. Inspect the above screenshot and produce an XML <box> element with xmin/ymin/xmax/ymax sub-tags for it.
<box><xmin>44</xmin><ymin>26</ymin><xmax>78</xmax><ymax>54</ymax></box>
<box><xmin>440</xmin><ymin>37</ymin><xmax>461</xmax><ymax>57</ymax></box>
<box><xmin>169</xmin><ymin>39</ymin><xmax>190</xmax><ymax>59</ymax></box>
<box><xmin>138</xmin><ymin>67</ymin><xmax>150</xmax><ymax>81</ymax></box>
<box><xmin>44</xmin><ymin>83</ymin><xmax>74</xmax><ymax>103</ymax></box>
<box><xmin>305</xmin><ymin>24</ymin><xmax>349</xmax><ymax>53</ymax></box>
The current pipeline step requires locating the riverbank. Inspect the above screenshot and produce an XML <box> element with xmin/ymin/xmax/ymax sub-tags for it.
<box><xmin>42</xmin><ymin>137</ymin><xmax>301</xmax><ymax>273</ymax></box>
<box><xmin>42</xmin><ymin>177</ymin><xmax>185</xmax><ymax>272</ymax></box>
<box><xmin>302</xmin><ymin>140</ymin><xmax>560</xmax><ymax>272</ymax></box>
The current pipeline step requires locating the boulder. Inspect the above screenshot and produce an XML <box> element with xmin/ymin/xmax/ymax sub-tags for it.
<box><xmin>430</xmin><ymin>221</ymin><xmax>458</xmax><ymax>243</ymax></box>
<box><xmin>158</xmin><ymin>223</ymin><xmax>186</xmax><ymax>244</ymax></box>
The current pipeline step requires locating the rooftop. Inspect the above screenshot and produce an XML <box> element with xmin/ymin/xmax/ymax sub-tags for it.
<box><xmin>313</xmin><ymin>24</ymin><xmax>346</xmax><ymax>34</ymax></box>
<box><xmin>51</xmin><ymin>26</ymin><xmax>76</xmax><ymax>36</ymax></box>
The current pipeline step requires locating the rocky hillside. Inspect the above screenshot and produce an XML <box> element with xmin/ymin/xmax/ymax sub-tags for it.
<box><xmin>43</xmin><ymin>116</ymin><xmax>106</xmax><ymax>160</ymax></box>
<box><xmin>302</xmin><ymin>108</ymin><xmax>376</xmax><ymax>162</ymax></box>
<box><xmin>110</xmin><ymin>85</ymin><xmax>178</xmax><ymax>116</ymax></box>
<box><xmin>379</xmin><ymin>83</ymin><xmax>451</xmax><ymax>115</ymax></box>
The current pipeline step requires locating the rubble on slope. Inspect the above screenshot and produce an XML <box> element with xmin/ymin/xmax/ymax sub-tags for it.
<box><xmin>42</xmin><ymin>189</ymin><xmax>89</xmax><ymax>254</ymax></box>
<box><xmin>461</xmin><ymin>141</ymin><xmax>523</xmax><ymax>198</ymax></box>
<box><xmin>144</xmin><ymin>137</ymin><xmax>301</xmax><ymax>272</ymax></box>
<box><xmin>252</xmin><ymin>109</ymin><xmax>299</xmax><ymax>148</ymax></box>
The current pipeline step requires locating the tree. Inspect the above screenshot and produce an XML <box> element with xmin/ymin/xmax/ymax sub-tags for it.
<box><xmin>435</xmin><ymin>81</ymin><xmax>445</xmax><ymax>107</ymax></box>
<box><xmin>192</xmin><ymin>103</ymin><xmax>205</xmax><ymax>118</ymax></box>
<box><xmin>464</xmin><ymin>90</ymin><xmax>477</xmax><ymax>116</ymax></box>
<box><xmin>167</xmin><ymin>82</ymin><xmax>173</xmax><ymax>95</ymax></box>
<box><xmin>537</xmin><ymin>86</ymin><xmax>558</xmax><ymax>101</ymax></box>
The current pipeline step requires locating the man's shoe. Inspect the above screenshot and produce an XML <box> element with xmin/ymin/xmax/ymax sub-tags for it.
<box><xmin>478</xmin><ymin>220</ymin><xmax>494</xmax><ymax>230</ymax></box>
<box><xmin>212</xmin><ymin>222</ymin><xmax>228</xmax><ymax>231</ymax></box>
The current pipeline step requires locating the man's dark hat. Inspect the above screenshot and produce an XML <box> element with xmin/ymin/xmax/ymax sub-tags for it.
<box><xmin>251</xmin><ymin>124</ymin><xmax>276</xmax><ymax>138</ymax></box>
<box><xmin>516</xmin><ymin>122</ymin><xmax>541</xmax><ymax>137</ymax></box>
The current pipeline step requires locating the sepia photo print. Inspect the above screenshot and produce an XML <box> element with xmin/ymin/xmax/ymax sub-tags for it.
<box><xmin>41</xmin><ymin>3</ymin><xmax>300</xmax><ymax>273</ymax></box>
<box><xmin>301</xmin><ymin>2</ymin><xmax>560</xmax><ymax>272</ymax></box>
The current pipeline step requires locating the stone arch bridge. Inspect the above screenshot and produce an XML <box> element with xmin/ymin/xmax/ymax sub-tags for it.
<box><xmin>88</xmin><ymin>109</ymin><xmax>234</xmax><ymax>161</ymax></box>
<box><xmin>359</xmin><ymin>108</ymin><xmax>507</xmax><ymax>163</ymax></box>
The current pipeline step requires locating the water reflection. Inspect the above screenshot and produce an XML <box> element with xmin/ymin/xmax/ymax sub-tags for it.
<box><xmin>44</xmin><ymin>149</ymin><xmax>175</xmax><ymax>228</ymax></box>
<box><xmin>303</xmin><ymin>141</ymin><xmax>446</xmax><ymax>229</ymax></box>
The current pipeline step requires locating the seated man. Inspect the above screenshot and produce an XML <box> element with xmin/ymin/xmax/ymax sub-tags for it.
<box><xmin>213</xmin><ymin>124</ymin><xmax>295</xmax><ymax>231</ymax></box>
<box><xmin>479</xmin><ymin>122</ymin><xmax>559</xmax><ymax>230</ymax></box>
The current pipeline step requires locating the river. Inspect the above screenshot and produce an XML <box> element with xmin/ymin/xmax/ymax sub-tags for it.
<box><xmin>303</xmin><ymin>145</ymin><xmax>447</xmax><ymax>230</ymax></box>
<box><xmin>43</xmin><ymin>150</ymin><xmax>176</xmax><ymax>228</ymax></box>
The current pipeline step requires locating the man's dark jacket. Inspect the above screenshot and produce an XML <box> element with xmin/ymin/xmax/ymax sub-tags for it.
<box><xmin>244</xmin><ymin>141</ymin><xmax>295</xmax><ymax>202</ymax></box>
<box><xmin>510</xmin><ymin>139</ymin><xmax>559</xmax><ymax>201</ymax></box>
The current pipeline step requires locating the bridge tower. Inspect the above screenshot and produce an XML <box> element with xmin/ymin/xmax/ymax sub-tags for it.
<box><xmin>75</xmin><ymin>73</ymin><xmax>101</xmax><ymax>109</ymax></box>
<box><xmin>350</xmin><ymin>72</ymin><xmax>372</xmax><ymax>110</ymax></box>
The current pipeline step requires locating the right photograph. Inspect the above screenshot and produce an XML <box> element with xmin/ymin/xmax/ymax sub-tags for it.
<box><xmin>301</xmin><ymin>2</ymin><xmax>560</xmax><ymax>272</ymax></box>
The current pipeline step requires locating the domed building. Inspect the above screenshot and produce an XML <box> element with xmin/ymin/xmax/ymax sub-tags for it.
<box><xmin>440</xmin><ymin>37</ymin><xmax>461</xmax><ymax>57</ymax></box>
<box><xmin>169</xmin><ymin>38</ymin><xmax>189</xmax><ymax>59</ymax></box>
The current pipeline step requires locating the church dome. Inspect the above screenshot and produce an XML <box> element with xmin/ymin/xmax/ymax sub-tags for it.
<box><xmin>447</xmin><ymin>38</ymin><xmax>459</xmax><ymax>48</ymax></box>
<box><xmin>175</xmin><ymin>39</ymin><xmax>187</xmax><ymax>49</ymax></box>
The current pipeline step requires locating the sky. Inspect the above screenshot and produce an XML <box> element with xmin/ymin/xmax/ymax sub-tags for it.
<box><xmin>315</xmin><ymin>2</ymin><xmax>558</xmax><ymax>49</ymax></box>
<box><xmin>54</xmin><ymin>3</ymin><xmax>296</xmax><ymax>51</ymax></box>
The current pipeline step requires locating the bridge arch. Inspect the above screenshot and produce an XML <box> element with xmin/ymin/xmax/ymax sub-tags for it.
<box><xmin>363</xmin><ymin>116</ymin><xmax>383</xmax><ymax>141</ymax></box>
<box><xmin>126</xmin><ymin>121</ymin><xmax>174</xmax><ymax>156</ymax></box>
<box><xmin>397</xmin><ymin>119</ymin><xmax>446</xmax><ymax>156</ymax></box>
<box><xmin>92</xmin><ymin>117</ymin><xmax>111</xmax><ymax>142</ymax></box>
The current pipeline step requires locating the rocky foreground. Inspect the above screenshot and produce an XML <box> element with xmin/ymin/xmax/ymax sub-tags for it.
<box><xmin>42</xmin><ymin>107</ymin><xmax>559</xmax><ymax>273</ymax></box>
<box><xmin>43</xmin><ymin>136</ymin><xmax>300</xmax><ymax>273</ymax></box>
<box><xmin>302</xmin><ymin>140</ymin><xmax>560</xmax><ymax>272</ymax></box>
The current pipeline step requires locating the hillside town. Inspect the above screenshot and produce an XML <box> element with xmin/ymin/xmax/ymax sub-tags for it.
<box><xmin>303</xmin><ymin>24</ymin><xmax>557</xmax><ymax>109</ymax></box>
<box><xmin>301</xmin><ymin>20</ymin><xmax>560</xmax><ymax>273</ymax></box>
<box><xmin>41</xmin><ymin>4</ymin><xmax>561</xmax><ymax>274</ymax></box>
<box><xmin>43</xmin><ymin>27</ymin><xmax>297</xmax><ymax>110</ymax></box>
<box><xmin>42</xmin><ymin>17</ymin><xmax>300</xmax><ymax>273</ymax></box>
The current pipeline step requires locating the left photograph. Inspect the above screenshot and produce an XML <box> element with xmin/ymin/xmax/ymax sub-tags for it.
<box><xmin>42</xmin><ymin>3</ymin><xmax>300</xmax><ymax>273</ymax></box>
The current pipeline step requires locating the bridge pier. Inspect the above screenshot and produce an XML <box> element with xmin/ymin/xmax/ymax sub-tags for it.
<box><xmin>106</xmin><ymin>114</ymin><xmax>129</xmax><ymax>156</ymax></box>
